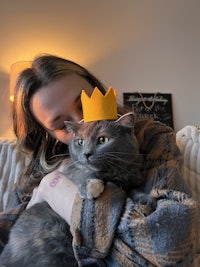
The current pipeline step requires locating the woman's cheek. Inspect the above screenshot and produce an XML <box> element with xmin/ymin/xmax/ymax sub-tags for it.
<box><xmin>55</xmin><ymin>131</ymin><xmax>74</xmax><ymax>144</ymax></box>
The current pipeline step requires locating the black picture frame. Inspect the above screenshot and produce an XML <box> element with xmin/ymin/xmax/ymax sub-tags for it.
<box><xmin>123</xmin><ymin>92</ymin><xmax>174</xmax><ymax>129</ymax></box>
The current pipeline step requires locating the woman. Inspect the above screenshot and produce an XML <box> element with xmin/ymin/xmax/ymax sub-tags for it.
<box><xmin>0</xmin><ymin>54</ymin><xmax>197</xmax><ymax>266</ymax></box>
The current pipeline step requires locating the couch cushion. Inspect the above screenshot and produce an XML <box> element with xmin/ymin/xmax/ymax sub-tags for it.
<box><xmin>176</xmin><ymin>126</ymin><xmax>200</xmax><ymax>253</ymax></box>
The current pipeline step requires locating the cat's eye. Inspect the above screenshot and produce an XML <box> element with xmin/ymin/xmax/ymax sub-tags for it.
<box><xmin>78</xmin><ymin>139</ymin><xmax>84</xmax><ymax>146</ymax></box>
<box><xmin>98</xmin><ymin>136</ymin><xmax>109</xmax><ymax>144</ymax></box>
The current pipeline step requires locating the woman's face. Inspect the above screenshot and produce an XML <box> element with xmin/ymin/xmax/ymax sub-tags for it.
<box><xmin>30</xmin><ymin>73</ymin><xmax>94</xmax><ymax>144</ymax></box>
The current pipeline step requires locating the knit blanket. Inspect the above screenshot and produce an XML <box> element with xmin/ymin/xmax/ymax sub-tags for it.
<box><xmin>0</xmin><ymin>139</ymin><xmax>29</xmax><ymax>211</ymax></box>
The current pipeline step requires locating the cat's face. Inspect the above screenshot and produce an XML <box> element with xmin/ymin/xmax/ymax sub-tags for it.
<box><xmin>65</xmin><ymin>112</ymin><xmax>139</xmax><ymax>170</ymax></box>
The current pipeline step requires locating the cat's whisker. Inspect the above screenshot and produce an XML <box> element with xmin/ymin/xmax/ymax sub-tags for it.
<box><xmin>50</xmin><ymin>153</ymin><xmax>69</xmax><ymax>159</ymax></box>
<box><xmin>96</xmin><ymin>155</ymin><xmax>131</xmax><ymax>167</ymax></box>
<box><xmin>99</xmin><ymin>151</ymin><xmax>141</xmax><ymax>158</ymax></box>
<box><xmin>62</xmin><ymin>159</ymin><xmax>79</xmax><ymax>169</ymax></box>
<box><xmin>97</xmin><ymin>152</ymin><xmax>142</xmax><ymax>163</ymax></box>
<box><xmin>104</xmin><ymin>151</ymin><xmax>147</xmax><ymax>157</ymax></box>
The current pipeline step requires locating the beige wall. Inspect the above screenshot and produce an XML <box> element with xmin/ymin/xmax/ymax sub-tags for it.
<box><xmin>0</xmin><ymin>0</ymin><xmax>200</xmax><ymax>138</ymax></box>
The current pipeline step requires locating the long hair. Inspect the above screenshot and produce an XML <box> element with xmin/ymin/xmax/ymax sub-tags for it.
<box><xmin>13</xmin><ymin>54</ymin><xmax>107</xmax><ymax>195</ymax></box>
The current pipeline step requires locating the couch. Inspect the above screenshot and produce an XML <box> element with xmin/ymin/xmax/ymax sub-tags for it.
<box><xmin>176</xmin><ymin>126</ymin><xmax>200</xmax><ymax>266</ymax></box>
<box><xmin>0</xmin><ymin>125</ymin><xmax>199</xmax><ymax>266</ymax></box>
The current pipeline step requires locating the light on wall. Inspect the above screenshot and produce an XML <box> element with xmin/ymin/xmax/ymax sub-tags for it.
<box><xmin>10</xmin><ymin>61</ymin><xmax>32</xmax><ymax>102</ymax></box>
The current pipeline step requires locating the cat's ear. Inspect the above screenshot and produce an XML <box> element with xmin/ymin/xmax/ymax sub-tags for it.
<box><xmin>64</xmin><ymin>121</ymin><xmax>80</xmax><ymax>134</ymax></box>
<box><xmin>116</xmin><ymin>112</ymin><xmax>136</xmax><ymax>128</ymax></box>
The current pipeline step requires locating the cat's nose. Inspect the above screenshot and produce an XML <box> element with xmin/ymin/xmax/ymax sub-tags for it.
<box><xmin>84</xmin><ymin>152</ymin><xmax>92</xmax><ymax>159</ymax></box>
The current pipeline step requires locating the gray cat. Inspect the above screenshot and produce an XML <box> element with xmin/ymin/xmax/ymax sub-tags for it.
<box><xmin>0</xmin><ymin>112</ymin><xmax>144</xmax><ymax>267</ymax></box>
<box><xmin>64</xmin><ymin>112</ymin><xmax>143</xmax><ymax>199</ymax></box>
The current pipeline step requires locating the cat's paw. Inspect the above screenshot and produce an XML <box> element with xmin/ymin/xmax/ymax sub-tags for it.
<box><xmin>130</xmin><ymin>190</ymin><xmax>157</xmax><ymax>211</ymax></box>
<box><xmin>86</xmin><ymin>179</ymin><xmax>104</xmax><ymax>199</ymax></box>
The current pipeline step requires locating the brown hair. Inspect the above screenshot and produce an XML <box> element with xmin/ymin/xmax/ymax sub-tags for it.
<box><xmin>13</xmin><ymin>54</ymin><xmax>107</xmax><ymax>194</ymax></box>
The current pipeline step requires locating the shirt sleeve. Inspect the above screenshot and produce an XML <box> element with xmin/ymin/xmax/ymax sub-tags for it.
<box><xmin>70</xmin><ymin>119</ymin><xmax>197</xmax><ymax>267</ymax></box>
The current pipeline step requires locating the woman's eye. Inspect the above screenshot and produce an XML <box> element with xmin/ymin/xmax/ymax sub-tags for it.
<box><xmin>58</xmin><ymin>125</ymin><xmax>66</xmax><ymax>131</ymax></box>
<box><xmin>98</xmin><ymin>136</ymin><xmax>109</xmax><ymax>144</ymax></box>
<box><xmin>78</xmin><ymin>139</ymin><xmax>84</xmax><ymax>146</ymax></box>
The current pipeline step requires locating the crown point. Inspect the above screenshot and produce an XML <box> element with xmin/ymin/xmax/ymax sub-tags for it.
<box><xmin>81</xmin><ymin>87</ymin><xmax>117</xmax><ymax>122</ymax></box>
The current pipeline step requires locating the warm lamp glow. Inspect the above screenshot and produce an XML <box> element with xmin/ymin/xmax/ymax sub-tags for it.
<box><xmin>10</xmin><ymin>61</ymin><xmax>32</xmax><ymax>101</ymax></box>
<box><xmin>9</xmin><ymin>95</ymin><xmax>14</xmax><ymax>102</ymax></box>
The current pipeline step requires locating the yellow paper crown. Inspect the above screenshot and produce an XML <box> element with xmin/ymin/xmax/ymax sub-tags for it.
<box><xmin>81</xmin><ymin>86</ymin><xmax>118</xmax><ymax>122</ymax></box>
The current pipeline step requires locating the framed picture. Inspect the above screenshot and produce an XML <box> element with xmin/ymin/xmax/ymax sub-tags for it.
<box><xmin>123</xmin><ymin>92</ymin><xmax>174</xmax><ymax>129</ymax></box>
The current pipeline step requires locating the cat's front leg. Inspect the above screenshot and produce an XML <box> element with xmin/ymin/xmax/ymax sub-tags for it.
<box><xmin>72</xmin><ymin>169</ymin><xmax>104</xmax><ymax>199</ymax></box>
<box><xmin>86</xmin><ymin>179</ymin><xmax>104</xmax><ymax>199</ymax></box>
